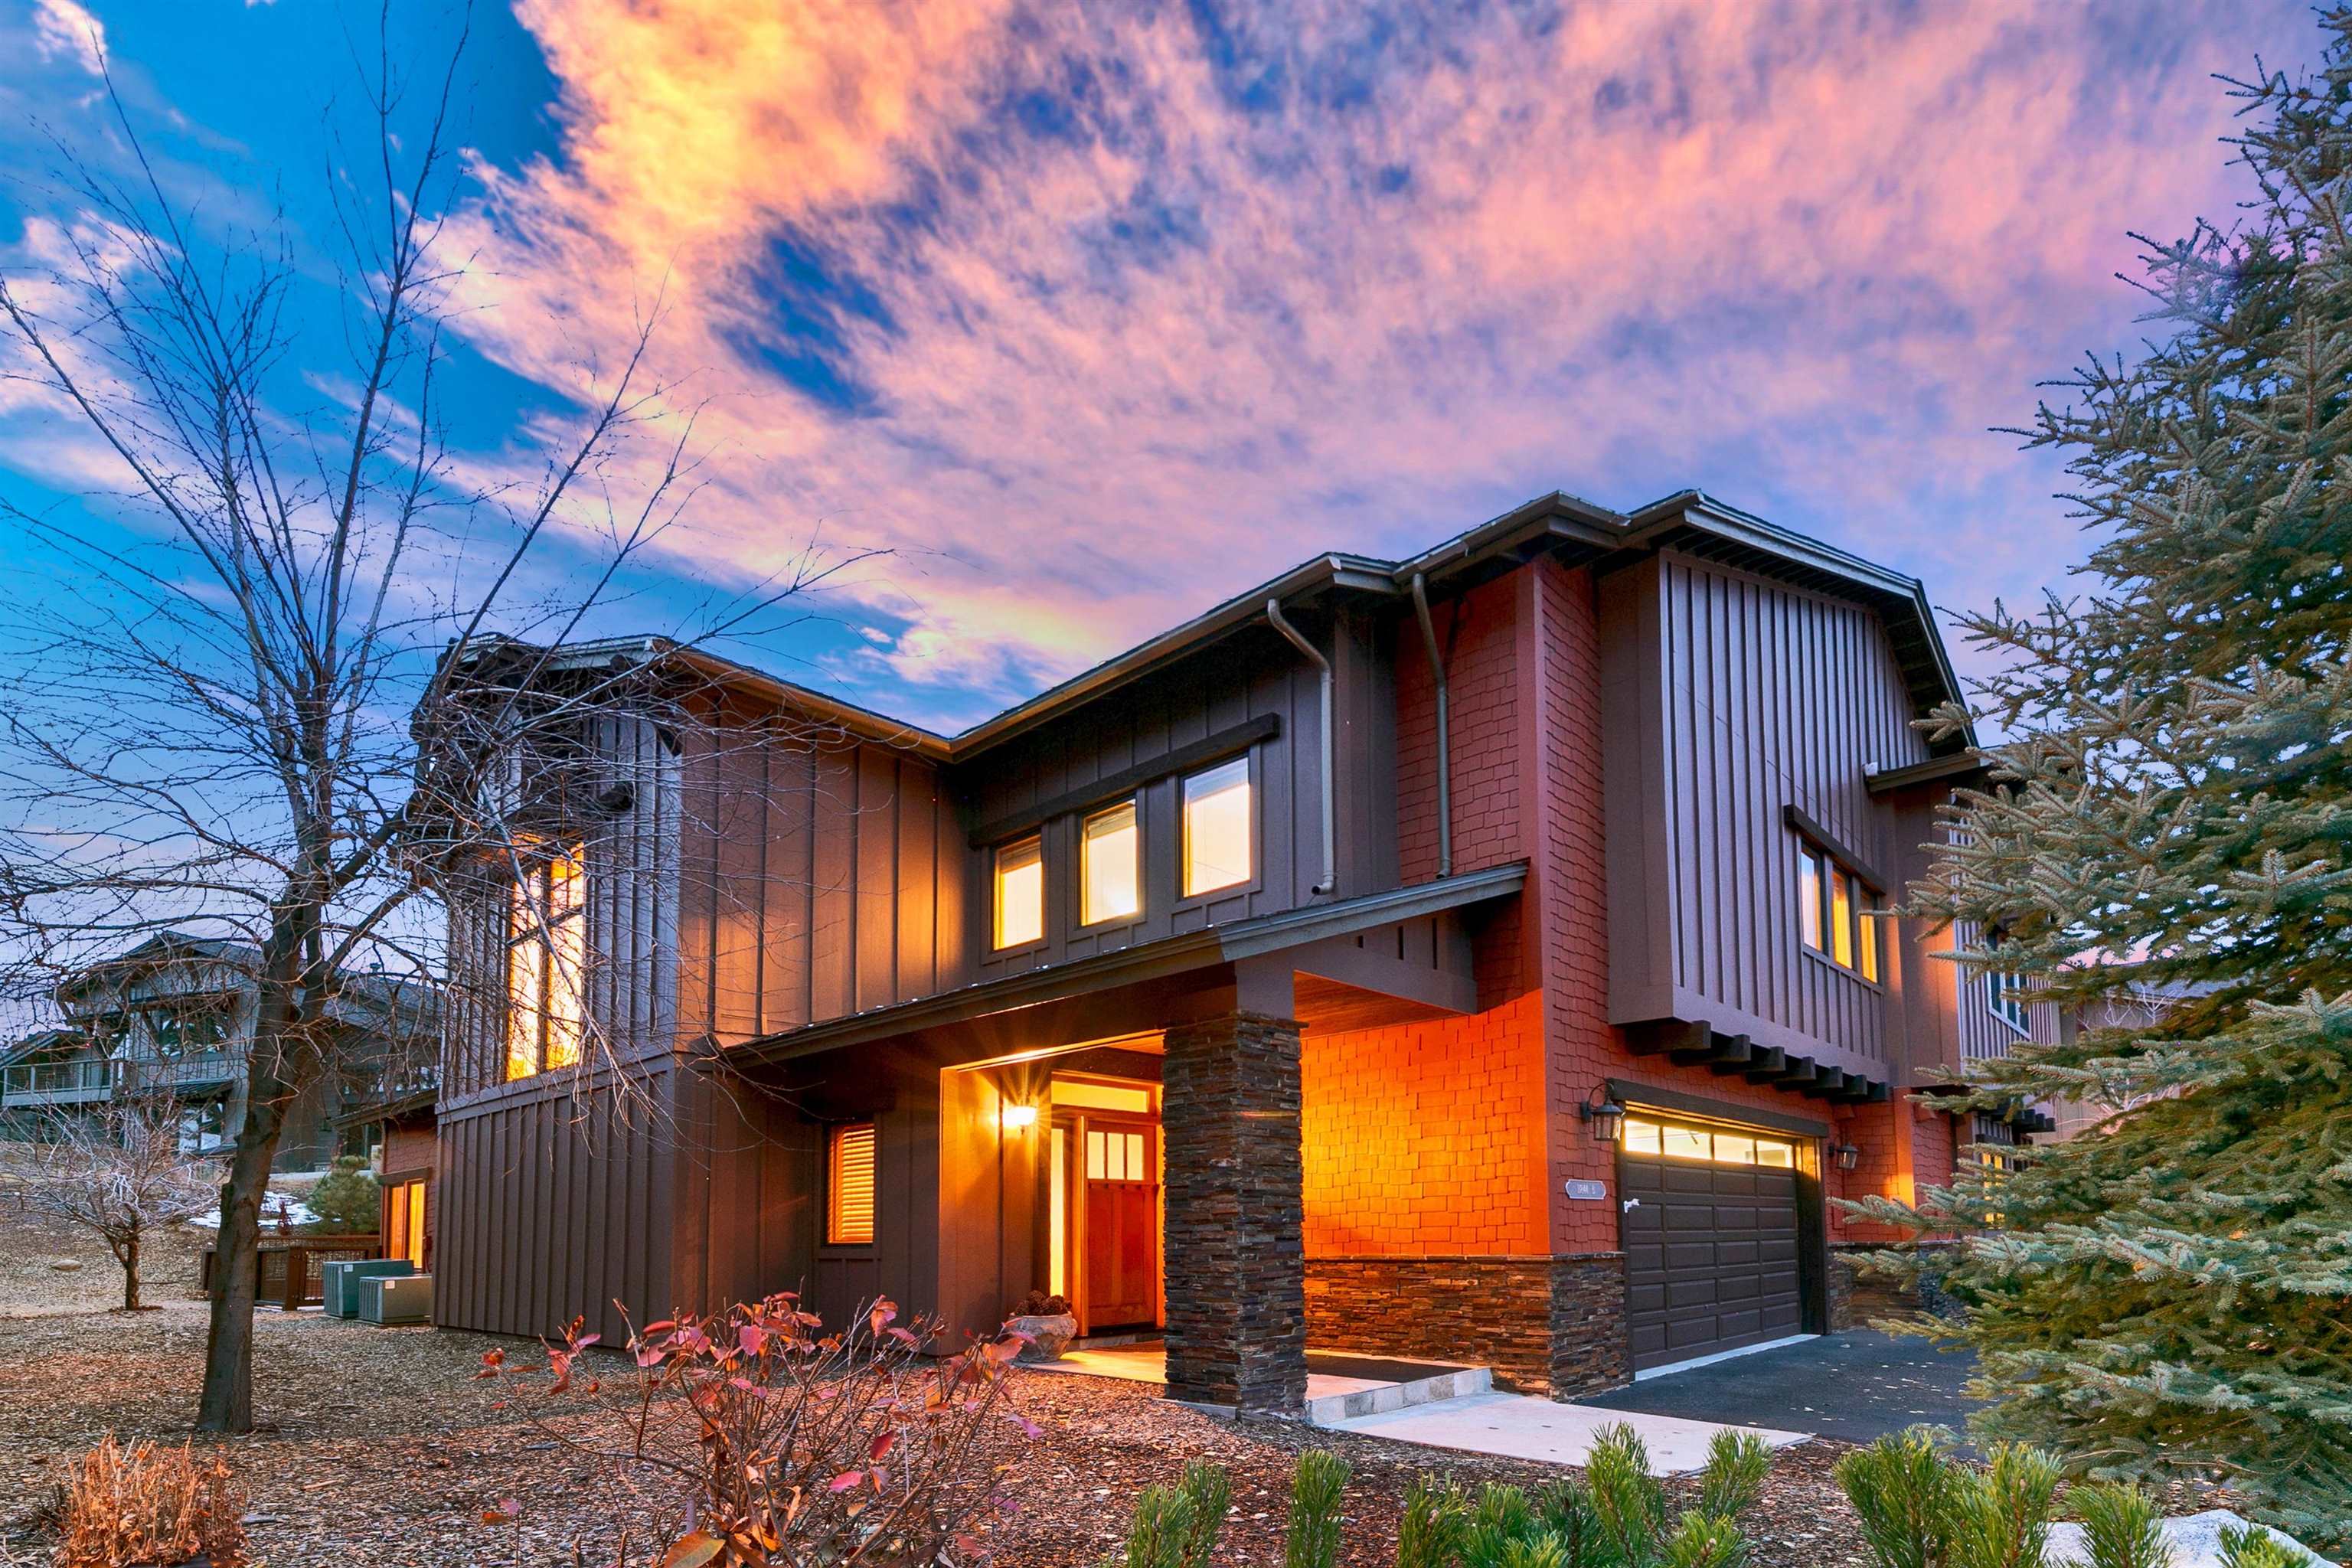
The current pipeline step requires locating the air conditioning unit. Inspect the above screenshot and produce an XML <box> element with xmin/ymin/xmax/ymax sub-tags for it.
<box><xmin>322</xmin><ymin>1259</ymin><xmax>414</xmax><ymax>1318</ymax></box>
<box><xmin>359</xmin><ymin>1272</ymin><xmax>433</xmax><ymax>1325</ymax></box>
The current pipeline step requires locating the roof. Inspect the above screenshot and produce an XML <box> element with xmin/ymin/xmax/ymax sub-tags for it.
<box><xmin>508</xmin><ymin>487</ymin><xmax>1975</xmax><ymax>764</ymax></box>
<box><xmin>51</xmin><ymin>931</ymin><xmax>439</xmax><ymax>1032</ymax></box>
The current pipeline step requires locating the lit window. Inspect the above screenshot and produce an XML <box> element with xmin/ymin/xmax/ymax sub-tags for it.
<box><xmin>1798</xmin><ymin>848</ymin><xmax>1824</xmax><ymax>952</ymax></box>
<box><xmin>1050</xmin><ymin>1077</ymin><xmax>1155</xmax><ymax>1114</ymax></box>
<box><xmin>1085</xmin><ymin>1127</ymin><xmax>1147</xmax><ymax>1181</ymax></box>
<box><xmin>1830</xmin><ymin>871</ymin><xmax>1855</xmax><ymax>969</ymax></box>
<box><xmin>1660</xmin><ymin>1123</ymin><xmax>1712</xmax><ymax>1162</ymax></box>
<box><xmin>1858</xmin><ymin>898</ymin><xmax>1880</xmax><ymax>983</ymax></box>
<box><xmin>1621</xmin><ymin>1116</ymin><xmax>1663</xmax><ymax>1155</ymax></box>
<box><xmin>1182</xmin><ymin>756</ymin><xmax>1252</xmax><ymax>897</ymax></box>
<box><xmin>992</xmin><ymin>836</ymin><xmax>1044</xmax><ymax>949</ymax></box>
<box><xmin>827</xmin><ymin>1122</ymin><xmax>877</xmax><ymax>1245</ymax></box>
<box><xmin>506</xmin><ymin>843</ymin><xmax>586</xmax><ymax>1082</ymax></box>
<box><xmin>1081</xmin><ymin>800</ymin><xmax>1141</xmax><ymax>926</ymax></box>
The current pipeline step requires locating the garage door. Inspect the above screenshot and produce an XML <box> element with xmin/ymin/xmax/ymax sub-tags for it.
<box><xmin>1620</xmin><ymin>1116</ymin><xmax>1806</xmax><ymax>1373</ymax></box>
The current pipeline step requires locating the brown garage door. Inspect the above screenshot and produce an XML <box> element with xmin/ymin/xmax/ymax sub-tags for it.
<box><xmin>1620</xmin><ymin>1116</ymin><xmax>1806</xmax><ymax>1373</ymax></box>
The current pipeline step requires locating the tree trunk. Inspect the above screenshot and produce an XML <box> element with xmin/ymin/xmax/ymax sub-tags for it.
<box><xmin>122</xmin><ymin>1227</ymin><xmax>140</xmax><ymax>1312</ymax></box>
<box><xmin>196</xmin><ymin>1019</ymin><xmax>300</xmax><ymax>1432</ymax></box>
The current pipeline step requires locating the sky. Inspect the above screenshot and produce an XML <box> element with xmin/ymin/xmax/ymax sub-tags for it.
<box><xmin>0</xmin><ymin>0</ymin><xmax>2330</xmax><ymax>735</ymax></box>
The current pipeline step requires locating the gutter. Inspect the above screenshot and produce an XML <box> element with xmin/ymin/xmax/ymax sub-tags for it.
<box><xmin>1265</xmin><ymin>599</ymin><xmax>1336</xmax><ymax>897</ymax></box>
<box><xmin>1409</xmin><ymin>573</ymin><xmax>1452</xmax><ymax>877</ymax></box>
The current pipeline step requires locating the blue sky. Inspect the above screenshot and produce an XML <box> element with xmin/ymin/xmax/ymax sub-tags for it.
<box><xmin>0</xmin><ymin>0</ymin><xmax>2328</xmax><ymax>733</ymax></box>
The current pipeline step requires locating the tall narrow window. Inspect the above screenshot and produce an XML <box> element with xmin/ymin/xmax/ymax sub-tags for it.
<box><xmin>1988</xmin><ymin>970</ymin><xmax>2030</xmax><ymax>1033</ymax></box>
<box><xmin>1081</xmin><ymin>800</ymin><xmax>1141</xmax><ymax>926</ymax></box>
<box><xmin>1857</xmin><ymin>892</ymin><xmax>1881</xmax><ymax>982</ymax></box>
<box><xmin>1182</xmin><ymin>756</ymin><xmax>1252</xmax><ymax>897</ymax></box>
<box><xmin>506</xmin><ymin>842</ymin><xmax>586</xmax><ymax>1082</ymax></box>
<box><xmin>827</xmin><ymin>1122</ymin><xmax>877</xmax><ymax>1245</ymax></box>
<box><xmin>1797</xmin><ymin>848</ymin><xmax>1824</xmax><ymax>952</ymax></box>
<box><xmin>1830</xmin><ymin>871</ymin><xmax>1855</xmax><ymax>969</ymax></box>
<box><xmin>992</xmin><ymin>836</ymin><xmax>1044</xmax><ymax>949</ymax></box>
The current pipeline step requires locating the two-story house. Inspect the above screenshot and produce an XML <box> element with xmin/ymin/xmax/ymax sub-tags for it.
<box><xmin>0</xmin><ymin>933</ymin><xmax>438</xmax><ymax>1169</ymax></box>
<box><xmin>429</xmin><ymin>489</ymin><xmax>2028</xmax><ymax>1416</ymax></box>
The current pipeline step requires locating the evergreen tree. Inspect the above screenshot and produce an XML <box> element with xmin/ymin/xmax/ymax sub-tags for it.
<box><xmin>1847</xmin><ymin>12</ymin><xmax>2352</xmax><ymax>1546</ymax></box>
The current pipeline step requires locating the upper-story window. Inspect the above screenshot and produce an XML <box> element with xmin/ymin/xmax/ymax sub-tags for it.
<box><xmin>1080</xmin><ymin>799</ymin><xmax>1142</xmax><ymax>926</ymax></box>
<box><xmin>1797</xmin><ymin>841</ymin><xmax>1880</xmax><ymax>982</ymax></box>
<box><xmin>146</xmin><ymin>1001</ymin><xmax>230</xmax><ymax>1060</ymax></box>
<box><xmin>991</xmin><ymin>835</ymin><xmax>1044</xmax><ymax>950</ymax></box>
<box><xmin>1988</xmin><ymin>969</ymin><xmax>2030</xmax><ymax>1034</ymax></box>
<box><xmin>1181</xmin><ymin>756</ymin><xmax>1252</xmax><ymax>897</ymax></box>
<box><xmin>506</xmin><ymin>842</ymin><xmax>586</xmax><ymax>1081</ymax></box>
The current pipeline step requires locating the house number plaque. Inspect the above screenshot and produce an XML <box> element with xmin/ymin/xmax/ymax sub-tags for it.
<box><xmin>1562</xmin><ymin>1179</ymin><xmax>1607</xmax><ymax>1200</ymax></box>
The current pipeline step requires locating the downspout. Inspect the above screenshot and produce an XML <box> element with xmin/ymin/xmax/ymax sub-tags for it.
<box><xmin>1266</xmin><ymin>599</ymin><xmax>1336</xmax><ymax>897</ymax></box>
<box><xmin>1409</xmin><ymin>573</ymin><xmax>1452</xmax><ymax>879</ymax></box>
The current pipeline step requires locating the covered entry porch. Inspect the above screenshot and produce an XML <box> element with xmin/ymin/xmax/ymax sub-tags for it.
<box><xmin>736</xmin><ymin>863</ymin><xmax>1523</xmax><ymax>1417</ymax></box>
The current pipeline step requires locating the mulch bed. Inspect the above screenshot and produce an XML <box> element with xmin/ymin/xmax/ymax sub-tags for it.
<box><xmin>0</xmin><ymin>1306</ymin><xmax>2237</xmax><ymax>1567</ymax></box>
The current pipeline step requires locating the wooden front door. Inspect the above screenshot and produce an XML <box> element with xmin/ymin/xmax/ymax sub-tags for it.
<box><xmin>1075</xmin><ymin>1117</ymin><xmax>1160</xmax><ymax>1331</ymax></box>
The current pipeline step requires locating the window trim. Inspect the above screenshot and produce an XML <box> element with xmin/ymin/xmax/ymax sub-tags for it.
<box><xmin>825</xmin><ymin>1121</ymin><xmax>878</xmax><ymax>1248</ymax></box>
<box><xmin>989</xmin><ymin>834</ymin><xmax>1047</xmax><ymax>953</ymax></box>
<box><xmin>1077</xmin><ymin>797</ymin><xmax>1144</xmax><ymax>930</ymax></box>
<box><xmin>1789</xmin><ymin>815</ymin><xmax>1883</xmax><ymax>988</ymax></box>
<box><xmin>1177</xmin><ymin>753</ymin><xmax>1257</xmax><ymax>904</ymax></box>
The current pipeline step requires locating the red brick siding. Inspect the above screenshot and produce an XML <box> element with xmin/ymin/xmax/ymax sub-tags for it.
<box><xmin>1396</xmin><ymin>572</ymin><xmax>1524</xmax><ymax>886</ymax></box>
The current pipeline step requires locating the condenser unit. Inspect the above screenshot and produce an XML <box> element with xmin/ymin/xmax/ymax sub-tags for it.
<box><xmin>360</xmin><ymin>1272</ymin><xmax>433</xmax><ymax>1325</ymax></box>
<box><xmin>322</xmin><ymin>1259</ymin><xmax>413</xmax><ymax>1318</ymax></box>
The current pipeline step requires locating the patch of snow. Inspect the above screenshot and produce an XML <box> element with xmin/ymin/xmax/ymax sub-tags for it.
<box><xmin>191</xmin><ymin>1191</ymin><xmax>318</xmax><ymax>1230</ymax></box>
<box><xmin>2046</xmin><ymin>1510</ymin><xmax>2330</xmax><ymax>1567</ymax></box>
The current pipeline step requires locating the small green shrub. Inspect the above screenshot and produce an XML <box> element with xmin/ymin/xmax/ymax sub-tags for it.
<box><xmin>1394</xmin><ymin>1475</ymin><xmax>1471</xmax><ymax>1568</ymax></box>
<box><xmin>2069</xmin><ymin>1484</ymin><xmax>2172</xmax><ymax>1568</ymax></box>
<box><xmin>2217</xmin><ymin>1524</ymin><xmax>2313</xmax><ymax>1568</ymax></box>
<box><xmin>302</xmin><ymin>1156</ymin><xmax>377</xmax><ymax>1235</ymax></box>
<box><xmin>1835</xmin><ymin>1429</ymin><xmax>1961</xmax><ymax>1568</ymax></box>
<box><xmin>1285</xmin><ymin>1449</ymin><xmax>1351</xmax><ymax>1568</ymax></box>
<box><xmin>1176</xmin><ymin>1462</ymin><xmax>1227</xmax><ymax>1568</ymax></box>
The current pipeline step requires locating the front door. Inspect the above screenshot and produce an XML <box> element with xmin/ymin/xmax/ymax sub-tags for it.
<box><xmin>1072</xmin><ymin>1116</ymin><xmax>1160</xmax><ymax>1331</ymax></box>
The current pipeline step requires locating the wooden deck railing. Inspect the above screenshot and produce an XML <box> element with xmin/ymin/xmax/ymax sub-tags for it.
<box><xmin>199</xmin><ymin>1235</ymin><xmax>382</xmax><ymax>1310</ymax></box>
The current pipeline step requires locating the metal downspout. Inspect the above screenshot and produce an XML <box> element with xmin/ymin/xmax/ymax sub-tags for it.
<box><xmin>1266</xmin><ymin>599</ymin><xmax>1336</xmax><ymax>897</ymax></box>
<box><xmin>1410</xmin><ymin>573</ymin><xmax>1452</xmax><ymax>879</ymax></box>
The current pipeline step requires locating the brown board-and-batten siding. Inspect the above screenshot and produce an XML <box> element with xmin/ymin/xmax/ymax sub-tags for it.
<box><xmin>1601</xmin><ymin>552</ymin><xmax>1933</xmax><ymax>1080</ymax></box>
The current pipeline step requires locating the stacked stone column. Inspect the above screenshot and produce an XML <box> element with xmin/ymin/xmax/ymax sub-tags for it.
<box><xmin>1161</xmin><ymin>1011</ymin><xmax>1307</xmax><ymax>1416</ymax></box>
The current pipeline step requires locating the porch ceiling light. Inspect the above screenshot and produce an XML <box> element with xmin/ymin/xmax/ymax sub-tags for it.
<box><xmin>1577</xmin><ymin>1086</ymin><xmax>1626</xmax><ymax>1143</ymax></box>
<box><xmin>1831</xmin><ymin>1141</ymin><xmax>1862</xmax><ymax>1172</ymax></box>
<box><xmin>1000</xmin><ymin>1102</ymin><xmax>1039</xmax><ymax>1132</ymax></box>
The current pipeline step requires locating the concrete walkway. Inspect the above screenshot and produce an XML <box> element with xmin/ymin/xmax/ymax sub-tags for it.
<box><xmin>1321</xmin><ymin>1393</ymin><xmax>1808</xmax><ymax>1475</ymax></box>
<box><xmin>1577</xmin><ymin>1331</ymin><xmax>1977</xmax><ymax>1446</ymax></box>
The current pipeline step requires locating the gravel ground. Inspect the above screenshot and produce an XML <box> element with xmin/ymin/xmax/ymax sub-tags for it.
<box><xmin>0</xmin><ymin>1303</ymin><xmax>2245</xmax><ymax>1567</ymax></box>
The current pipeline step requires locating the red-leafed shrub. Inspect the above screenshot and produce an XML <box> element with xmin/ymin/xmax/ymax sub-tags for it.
<box><xmin>51</xmin><ymin>1432</ymin><xmax>248</xmax><ymax>1568</ymax></box>
<box><xmin>483</xmin><ymin>1295</ymin><xmax>1032</xmax><ymax>1566</ymax></box>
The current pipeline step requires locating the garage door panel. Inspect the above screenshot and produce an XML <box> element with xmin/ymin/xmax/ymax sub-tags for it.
<box><xmin>1621</xmin><ymin>1119</ymin><xmax>1812</xmax><ymax>1374</ymax></box>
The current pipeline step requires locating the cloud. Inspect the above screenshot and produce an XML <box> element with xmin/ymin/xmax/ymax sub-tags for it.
<box><xmin>436</xmin><ymin>0</ymin><xmax>2312</xmax><ymax>728</ymax></box>
<box><xmin>31</xmin><ymin>0</ymin><xmax>106</xmax><ymax>76</ymax></box>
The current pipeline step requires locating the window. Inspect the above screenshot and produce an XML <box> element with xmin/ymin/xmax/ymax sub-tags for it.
<box><xmin>1080</xmin><ymin>800</ymin><xmax>1141</xmax><ymax>926</ymax></box>
<box><xmin>387</xmin><ymin>1180</ymin><xmax>426</xmax><ymax>1269</ymax></box>
<box><xmin>1621</xmin><ymin>1116</ymin><xmax>1797</xmax><ymax>1168</ymax></box>
<box><xmin>1085</xmin><ymin>1126</ymin><xmax>1148</xmax><ymax>1181</ymax></box>
<box><xmin>148</xmin><ymin>1004</ymin><xmax>230</xmax><ymax>1060</ymax></box>
<box><xmin>1796</xmin><ymin>840</ymin><xmax>1881</xmax><ymax>982</ymax></box>
<box><xmin>1182</xmin><ymin>756</ymin><xmax>1252</xmax><ymax>897</ymax></box>
<box><xmin>506</xmin><ymin>843</ymin><xmax>586</xmax><ymax>1082</ymax></box>
<box><xmin>1988</xmin><ymin>969</ymin><xmax>2030</xmax><ymax>1034</ymax></box>
<box><xmin>991</xmin><ymin>835</ymin><xmax>1044</xmax><ymax>949</ymax></box>
<box><xmin>827</xmin><ymin>1122</ymin><xmax>877</xmax><ymax>1245</ymax></box>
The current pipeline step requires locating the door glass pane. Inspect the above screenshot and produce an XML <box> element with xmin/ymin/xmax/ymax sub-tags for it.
<box><xmin>993</xmin><ymin>837</ymin><xmax>1044</xmax><ymax>949</ymax></box>
<box><xmin>1049</xmin><ymin>1129</ymin><xmax>1067</xmax><ymax>1298</ymax></box>
<box><xmin>1086</xmin><ymin>1129</ymin><xmax>1106</xmax><ymax>1181</ymax></box>
<box><xmin>405</xmin><ymin>1182</ymin><xmax>426</xmax><ymax>1268</ymax></box>
<box><xmin>1081</xmin><ymin>801</ymin><xmax>1141</xmax><ymax>925</ymax></box>
<box><xmin>1126</xmin><ymin>1132</ymin><xmax>1144</xmax><ymax>1178</ymax></box>
<box><xmin>1182</xmin><ymin>757</ymin><xmax>1252</xmax><ymax>896</ymax></box>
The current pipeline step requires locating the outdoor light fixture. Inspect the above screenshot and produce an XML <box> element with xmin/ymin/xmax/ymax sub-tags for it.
<box><xmin>1577</xmin><ymin>1085</ymin><xmax>1626</xmax><ymax>1143</ymax></box>
<box><xmin>1001</xmin><ymin>1102</ymin><xmax>1039</xmax><ymax>1132</ymax></box>
<box><xmin>1831</xmin><ymin>1142</ymin><xmax>1861</xmax><ymax>1172</ymax></box>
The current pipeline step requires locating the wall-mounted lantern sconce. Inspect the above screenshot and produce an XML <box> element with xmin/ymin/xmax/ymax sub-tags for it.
<box><xmin>1001</xmin><ymin>1102</ymin><xmax>1039</xmax><ymax>1132</ymax></box>
<box><xmin>1831</xmin><ymin>1142</ymin><xmax>1861</xmax><ymax>1173</ymax></box>
<box><xmin>1577</xmin><ymin>1086</ymin><xmax>1626</xmax><ymax>1143</ymax></box>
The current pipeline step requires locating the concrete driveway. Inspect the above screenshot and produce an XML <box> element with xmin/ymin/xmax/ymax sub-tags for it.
<box><xmin>1575</xmin><ymin>1331</ymin><xmax>1978</xmax><ymax>1446</ymax></box>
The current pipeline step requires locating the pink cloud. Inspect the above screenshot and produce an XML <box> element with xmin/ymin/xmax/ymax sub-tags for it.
<box><xmin>438</xmin><ymin>0</ymin><xmax>2310</xmax><ymax>725</ymax></box>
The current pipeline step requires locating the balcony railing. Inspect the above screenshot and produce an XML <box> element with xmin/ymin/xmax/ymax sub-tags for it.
<box><xmin>0</xmin><ymin>1058</ymin><xmax>116</xmax><ymax>1107</ymax></box>
<box><xmin>122</xmin><ymin>1053</ymin><xmax>244</xmax><ymax>1091</ymax></box>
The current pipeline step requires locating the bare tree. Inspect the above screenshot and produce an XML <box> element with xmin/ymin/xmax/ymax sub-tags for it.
<box><xmin>0</xmin><ymin>15</ymin><xmax>854</xmax><ymax>1431</ymax></box>
<box><xmin>21</xmin><ymin>1098</ymin><xmax>214</xmax><ymax>1312</ymax></box>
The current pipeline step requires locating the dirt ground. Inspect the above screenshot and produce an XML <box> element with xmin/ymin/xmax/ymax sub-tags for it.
<box><xmin>0</xmin><ymin>1144</ymin><xmax>212</xmax><ymax>1318</ymax></box>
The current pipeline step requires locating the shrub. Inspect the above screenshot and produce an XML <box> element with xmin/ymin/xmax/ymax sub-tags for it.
<box><xmin>302</xmin><ymin>1155</ymin><xmax>378</xmax><ymax>1235</ymax></box>
<box><xmin>1108</xmin><ymin>1428</ymin><xmax>1766</xmax><ymax>1568</ymax></box>
<box><xmin>485</xmin><ymin>1294</ymin><xmax>1032</xmax><ymax>1566</ymax></box>
<box><xmin>52</xmin><ymin>1432</ymin><xmax>247</xmax><ymax>1568</ymax></box>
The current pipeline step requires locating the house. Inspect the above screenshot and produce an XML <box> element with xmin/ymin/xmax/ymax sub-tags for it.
<box><xmin>0</xmin><ymin>933</ymin><xmax>438</xmax><ymax>1170</ymax></box>
<box><xmin>430</xmin><ymin>488</ymin><xmax>2034</xmax><ymax>1415</ymax></box>
<box><xmin>337</xmin><ymin>1069</ymin><xmax>440</xmax><ymax>1270</ymax></box>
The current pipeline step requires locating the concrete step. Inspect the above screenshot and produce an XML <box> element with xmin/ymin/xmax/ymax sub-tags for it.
<box><xmin>1302</xmin><ymin>1354</ymin><xmax>1493</xmax><ymax>1426</ymax></box>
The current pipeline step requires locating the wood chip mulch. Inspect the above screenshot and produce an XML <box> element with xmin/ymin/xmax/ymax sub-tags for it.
<box><xmin>0</xmin><ymin>1305</ymin><xmax>2240</xmax><ymax>1567</ymax></box>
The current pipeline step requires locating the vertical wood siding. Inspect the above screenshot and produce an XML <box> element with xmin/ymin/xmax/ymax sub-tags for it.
<box><xmin>1603</xmin><ymin>553</ymin><xmax>1933</xmax><ymax>1073</ymax></box>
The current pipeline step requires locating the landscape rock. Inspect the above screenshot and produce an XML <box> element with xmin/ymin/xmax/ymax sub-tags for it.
<box><xmin>2045</xmin><ymin>1509</ymin><xmax>2330</xmax><ymax>1567</ymax></box>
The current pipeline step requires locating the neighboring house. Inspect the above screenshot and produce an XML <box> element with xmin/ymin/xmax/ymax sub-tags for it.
<box><xmin>0</xmin><ymin>933</ymin><xmax>437</xmax><ymax>1169</ymax></box>
<box><xmin>337</xmin><ymin>1066</ymin><xmax>439</xmax><ymax>1270</ymax></box>
<box><xmin>430</xmin><ymin>489</ymin><xmax>2040</xmax><ymax>1416</ymax></box>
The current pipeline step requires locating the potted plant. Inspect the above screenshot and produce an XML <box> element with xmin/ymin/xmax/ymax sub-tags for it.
<box><xmin>1004</xmin><ymin>1290</ymin><xmax>1077</xmax><ymax>1361</ymax></box>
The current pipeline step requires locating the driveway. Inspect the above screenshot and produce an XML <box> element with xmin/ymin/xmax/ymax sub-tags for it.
<box><xmin>1575</xmin><ymin>1331</ymin><xmax>1978</xmax><ymax>1446</ymax></box>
